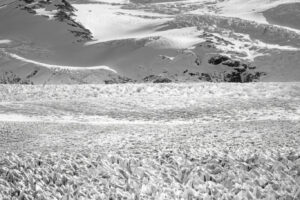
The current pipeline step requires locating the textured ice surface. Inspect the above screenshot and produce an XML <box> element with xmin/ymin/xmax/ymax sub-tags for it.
<box><xmin>0</xmin><ymin>83</ymin><xmax>299</xmax><ymax>199</ymax></box>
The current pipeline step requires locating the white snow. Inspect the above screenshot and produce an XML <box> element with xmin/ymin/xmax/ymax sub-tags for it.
<box><xmin>34</xmin><ymin>8</ymin><xmax>57</xmax><ymax>20</ymax></box>
<box><xmin>159</xmin><ymin>55</ymin><xmax>175</xmax><ymax>61</ymax></box>
<box><xmin>0</xmin><ymin>112</ymin><xmax>298</xmax><ymax>125</ymax></box>
<box><xmin>145</xmin><ymin>27</ymin><xmax>205</xmax><ymax>49</ymax></box>
<box><xmin>73</xmin><ymin>4</ymin><xmax>206</xmax><ymax>49</ymax></box>
<box><xmin>187</xmin><ymin>0</ymin><xmax>300</xmax><ymax>30</ymax></box>
<box><xmin>255</xmin><ymin>40</ymin><xmax>300</xmax><ymax>51</ymax></box>
<box><xmin>7</xmin><ymin>52</ymin><xmax>117</xmax><ymax>73</ymax></box>
<box><xmin>0</xmin><ymin>39</ymin><xmax>11</xmax><ymax>44</ymax></box>
<box><xmin>0</xmin><ymin>114</ymin><xmax>38</xmax><ymax>122</ymax></box>
<box><xmin>0</xmin><ymin>5</ymin><xmax>6</xmax><ymax>9</ymax></box>
<box><xmin>73</xmin><ymin>0</ymin><xmax>300</xmax><ymax>50</ymax></box>
<box><xmin>218</xmin><ymin>0</ymin><xmax>300</xmax><ymax>24</ymax></box>
<box><xmin>273</xmin><ymin>24</ymin><xmax>300</xmax><ymax>35</ymax></box>
<box><xmin>208</xmin><ymin>32</ymin><xmax>300</xmax><ymax>60</ymax></box>
<box><xmin>0</xmin><ymin>82</ymin><xmax>299</xmax><ymax>200</ymax></box>
<box><xmin>73</xmin><ymin>4</ymin><xmax>171</xmax><ymax>44</ymax></box>
<box><xmin>0</xmin><ymin>113</ymin><xmax>195</xmax><ymax>125</ymax></box>
<box><xmin>0</xmin><ymin>83</ymin><xmax>299</xmax><ymax>125</ymax></box>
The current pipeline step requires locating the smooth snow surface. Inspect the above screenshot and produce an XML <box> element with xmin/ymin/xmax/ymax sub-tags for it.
<box><xmin>0</xmin><ymin>114</ymin><xmax>38</xmax><ymax>122</ymax></box>
<box><xmin>74</xmin><ymin>4</ymin><xmax>206</xmax><ymax>48</ymax></box>
<box><xmin>7</xmin><ymin>53</ymin><xmax>117</xmax><ymax>73</ymax></box>
<box><xmin>218</xmin><ymin>0</ymin><xmax>300</xmax><ymax>24</ymax></box>
<box><xmin>74</xmin><ymin>4</ymin><xmax>171</xmax><ymax>43</ymax></box>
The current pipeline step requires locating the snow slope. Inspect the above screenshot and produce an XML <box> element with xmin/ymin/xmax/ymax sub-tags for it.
<box><xmin>8</xmin><ymin>52</ymin><xmax>117</xmax><ymax>73</ymax></box>
<box><xmin>0</xmin><ymin>0</ymin><xmax>299</xmax><ymax>83</ymax></box>
<box><xmin>218</xmin><ymin>0</ymin><xmax>300</xmax><ymax>25</ymax></box>
<box><xmin>73</xmin><ymin>4</ymin><xmax>169</xmax><ymax>43</ymax></box>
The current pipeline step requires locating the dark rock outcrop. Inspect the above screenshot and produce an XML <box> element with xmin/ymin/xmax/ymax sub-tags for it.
<box><xmin>208</xmin><ymin>55</ymin><xmax>230</xmax><ymax>65</ymax></box>
<box><xmin>104</xmin><ymin>76</ymin><xmax>134</xmax><ymax>84</ymax></box>
<box><xmin>153</xmin><ymin>77</ymin><xmax>172</xmax><ymax>83</ymax></box>
<box><xmin>143</xmin><ymin>75</ymin><xmax>172</xmax><ymax>83</ymax></box>
<box><xmin>0</xmin><ymin>71</ymin><xmax>33</xmax><ymax>84</ymax></box>
<box><xmin>18</xmin><ymin>0</ymin><xmax>92</xmax><ymax>42</ymax></box>
<box><xmin>178</xmin><ymin>54</ymin><xmax>267</xmax><ymax>82</ymax></box>
<box><xmin>222</xmin><ymin>60</ymin><xmax>240</xmax><ymax>67</ymax></box>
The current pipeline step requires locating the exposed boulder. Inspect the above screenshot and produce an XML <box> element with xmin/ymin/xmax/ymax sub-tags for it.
<box><xmin>222</xmin><ymin>60</ymin><xmax>240</xmax><ymax>67</ymax></box>
<box><xmin>143</xmin><ymin>75</ymin><xmax>172</xmax><ymax>83</ymax></box>
<box><xmin>205</xmin><ymin>54</ymin><xmax>265</xmax><ymax>82</ymax></box>
<box><xmin>143</xmin><ymin>75</ymin><xmax>160</xmax><ymax>82</ymax></box>
<box><xmin>153</xmin><ymin>77</ymin><xmax>172</xmax><ymax>83</ymax></box>
<box><xmin>195</xmin><ymin>57</ymin><xmax>201</xmax><ymax>66</ymax></box>
<box><xmin>208</xmin><ymin>55</ymin><xmax>230</xmax><ymax>65</ymax></box>
<box><xmin>104</xmin><ymin>76</ymin><xmax>134</xmax><ymax>84</ymax></box>
<box><xmin>242</xmin><ymin>72</ymin><xmax>267</xmax><ymax>82</ymax></box>
<box><xmin>224</xmin><ymin>71</ymin><xmax>242</xmax><ymax>82</ymax></box>
<box><xmin>234</xmin><ymin>65</ymin><xmax>247</xmax><ymax>73</ymax></box>
<box><xmin>0</xmin><ymin>71</ymin><xmax>33</xmax><ymax>84</ymax></box>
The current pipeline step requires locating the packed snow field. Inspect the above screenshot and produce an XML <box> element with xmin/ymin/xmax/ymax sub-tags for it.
<box><xmin>0</xmin><ymin>83</ymin><xmax>300</xmax><ymax>199</ymax></box>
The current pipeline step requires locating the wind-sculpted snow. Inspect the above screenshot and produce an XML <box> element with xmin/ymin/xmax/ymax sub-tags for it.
<box><xmin>171</xmin><ymin>15</ymin><xmax>300</xmax><ymax>48</ymax></box>
<box><xmin>124</xmin><ymin>0</ymin><xmax>300</xmax><ymax>29</ymax></box>
<box><xmin>0</xmin><ymin>149</ymin><xmax>299</xmax><ymax>199</ymax></box>
<box><xmin>0</xmin><ymin>83</ymin><xmax>299</xmax><ymax>199</ymax></box>
<box><xmin>0</xmin><ymin>82</ymin><xmax>299</xmax><ymax>101</ymax></box>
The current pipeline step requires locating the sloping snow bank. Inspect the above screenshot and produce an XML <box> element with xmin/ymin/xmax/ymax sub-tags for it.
<box><xmin>73</xmin><ymin>4</ymin><xmax>206</xmax><ymax>49</ymax></box>
<box><xmin>145</xmin><ymin>27</ymin><xmax>205</xmax><ymax>49</ymax></box>
<box><xmin>7</xmin><ymin>53</ymin><xmax>117</xmax><ymax>73</ymax></box>
<box><xmin>73</xmin><ymin>4</ymin><xmax>171</xmax><ymax>43</ymax></box>
<box><xmin>218</xmin><ymin>0</ymin><xmax>300</xmax><ymax>24</ymax></box>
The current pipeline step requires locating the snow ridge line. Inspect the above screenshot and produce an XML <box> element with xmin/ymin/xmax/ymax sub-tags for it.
<box><xmin>0</xmin><ymin>114</ymin><xmax>299</xmax><ymax>125</ymax></box>
<box><xmin>6</xmin><ymin>52</ymin><xmax>117</xmax><ymax>73</ymax></box>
